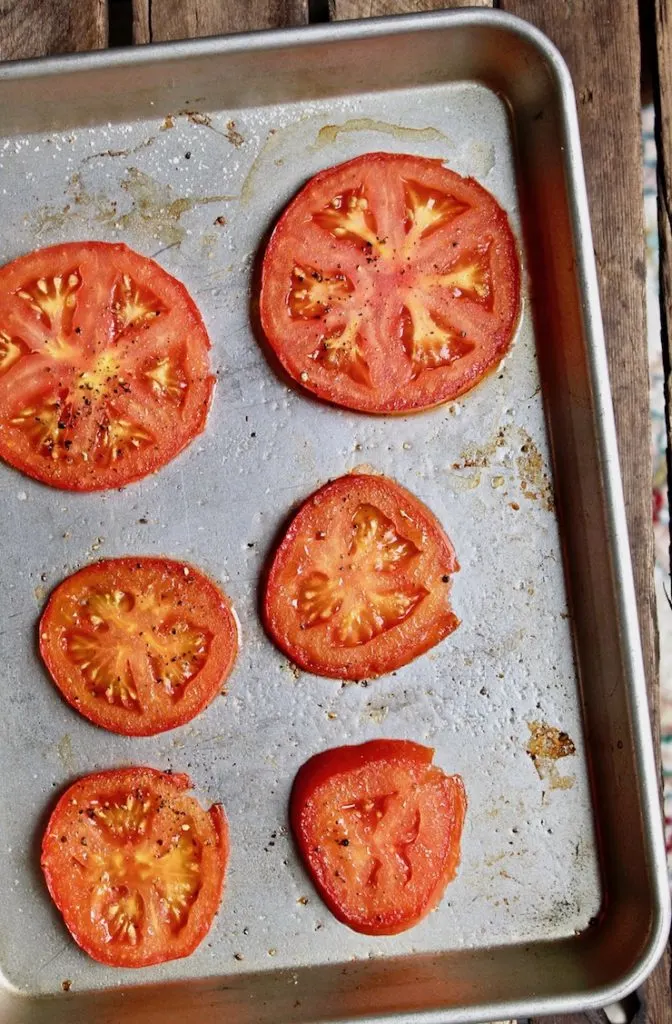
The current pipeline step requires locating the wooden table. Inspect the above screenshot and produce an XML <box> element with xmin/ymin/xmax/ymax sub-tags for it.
<box><xmin>1</xmin><ymin>1</ymin><xmax>670</xmax><ymax>1021</ymax></box>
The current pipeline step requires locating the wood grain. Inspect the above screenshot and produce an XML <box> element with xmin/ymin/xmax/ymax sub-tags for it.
<box><xmin>495</xmin><ymin>2</ymin><xmax>670</xmax><ymax>1019</ymax></box>
<box><xmin>652</xmin><ymin>0</ymin><xmax>672</xmax><ymax>1015</ymax></box>
<box><xmin>329</xmin><ymin>0</ymin><xmax>491</xmax><ymax>18</ymax></box>
<box><xmin>656</xmin><ymin>0</ymin><xmax>672</xmax><ymax>565</ymax></box>
<box><xmin>0</xmin><ymin>0</ymin><xmax>107</xmax><ymax>59</ymax></box>
<box><xmin>132</xmin><ymin>0</ymin><xmax>308</xmax><ymax>43</ymax></box>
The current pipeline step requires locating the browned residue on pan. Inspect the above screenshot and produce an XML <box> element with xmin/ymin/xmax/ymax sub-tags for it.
<box><xmin>185</xmin><ymin>110</ymin><xmax>212</xmax><ymax>128</ymax></box>
<box><xmin>313</xmin><ymin>117</ymin><xmax>450</xmax><ymax>149</ymax></box>
<box><xmin>452</xmin><ymin>426</ymin><xmax>507</xmax><ymax>479</ymax></box>
<box><xmin>81</xmin><ymin>136</ymin><xmax>157</xmax><ymax>164</ymax></box>
<box><xmin>224</xmin><ymin>120</ymin><xmax>245</xmax><ymax>148</ymax></box>
<box><xmin>526</xmin><ymin>721</ymin><xmax>576</xmax><ymax>790</ymax></box>
<box><xmin>517</xmin><ymin>429</ymin><xmax>554</xmax><ymax>512</ymax></box>
<box><xmin>116</xmin><ymin>169</ymin><xmax>235</xmax><ymax>242</ymax></box>
<box><xmin>281</xmin><ymin>661</ymin><xmax>301</xmax><ymax>681</ymax></box>
<box><xmin>182</xmin><ymin>110</ymin><xmax>245</xmax><ymax>147</ymax></box>
<box><xmin>450</xmin><ymin>424</ymin><xmax>555</xmax><ymax>510</ymax></box>
<box><xmin>31</xmin><ymin>169</ymin><xmax>236</xmax><ymax>247</ymax></box>
<box><xmin>450</xmin><ymin>426</ymin><xmax>508</xmax><ymax>492</ymax></box>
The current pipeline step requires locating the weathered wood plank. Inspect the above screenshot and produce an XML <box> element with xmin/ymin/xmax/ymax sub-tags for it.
<box><xmin>495</xmin><ymin>2</ymin><xmax>670</xmax><ymax>1019</ymax></box>
<box><xmin>0</xmin><ymin>0</ymin><xmax>108</xmax><ymax>59</ymax></box>
<box><xmin>656</xmin><ymin>0</ymin><xmax>672</xmax><ymax>552</ymax></box>
<box><xmin>132</xmin><ymin>0</ymin><xmax>309</xmax><ymax>43</ymax></box>
<box><xmin>652</xmin><ymin>3</ymin><xmax>672</xmax><ymax>1020</ymax></box>
<box><xmin>330</xmin><ymin>0</ymin><xmax>491</xmax><ymax>18</ymax></box>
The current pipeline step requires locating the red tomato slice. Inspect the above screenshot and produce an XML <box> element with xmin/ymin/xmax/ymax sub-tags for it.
<box><xmin>41</xmin><ymin>767</ymin><xmax>228</xmax><ymax>967</ymax></box>
<box><xmin>0</xmin><ymin>242</ymin><xmax>214</xmax><ymax>490</ymax></box>
<box><xmin>291</xmin><ymin>740</ymin><xmax>466</xmax><ymax>935</ymax></box>
<box><xmin>263</xmin><ymin>472</ymin><xmax>459</xmax><ymax>679</ymax></box>
<box><xmin>260</xmin><ymin>152</ymin><xmax>520</xmax><ymax>413</ymax></box>
<box><xmin>39</xmin><ymin>558</ymin><xmax>238</xmax><ymax>736</ymax></box>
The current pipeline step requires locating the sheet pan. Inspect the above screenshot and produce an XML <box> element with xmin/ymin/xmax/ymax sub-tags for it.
<box><xmin>0</xmin><ymin>10</ymin><xmax>668</xmax><ymax>1023</ymax></box>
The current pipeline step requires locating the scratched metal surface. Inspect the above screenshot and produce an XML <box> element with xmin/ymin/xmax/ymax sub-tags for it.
<box><xmin>0</xmin><ymin>82</ymin><xmax>601</xmax><ymax>995</ymax></box>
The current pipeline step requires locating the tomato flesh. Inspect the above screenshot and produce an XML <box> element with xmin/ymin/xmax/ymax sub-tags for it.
<box><xmin>39</xmin><ymin>558</ymin><xmax>238</xmax><ymax>736</ymax></box>
<box><xmin>0</xmin><ymin>242</ymin><xmax>213</xmax><ymax>490</ymax></box>
<box><xmin>263</xmin><ymin>472</ymin><xmax>459</xmax><ymax>679</ymax></box>
<box><xmin>260</xmin><ymin>152</ymin><xmax>520</xmax><ymax>413</ymax></box>
<box><xmin>41</xmin><ymin>768</ymin><xmax>228</xmax><ymax>967</ymax></box>
<box><xmin>291</xmin><ymin>740</ymin><xmax>466</xmax><ymax>935</ymax></box>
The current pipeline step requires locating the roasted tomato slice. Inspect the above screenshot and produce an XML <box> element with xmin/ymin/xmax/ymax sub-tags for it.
<box><xmin>39</xmin><ymin>558</ymin><xmax>238</xmax><ymax>736</ymax></box>
<box><xmin>260</xmin><ymin>152</ymin><xmax>520</xmax><ymax>413</ymax></box>
<box><xmin>291</xmin><ymin>740</ymin><xmax>466</xmax><ymax>935</ymax></box>
<box><xmin>263</xmin><ymin>472</ymin><xmax>459</xmax><ymax>679</ymax></box>
<box><xmin>41</xmin><ymin>767</ymin><xmax>228</xmax><ymax>967</ymax></box>
<box><xmin>0</xmin><ymin>242</ymin><xmax>214</xmax><ymax>490</ymax></box>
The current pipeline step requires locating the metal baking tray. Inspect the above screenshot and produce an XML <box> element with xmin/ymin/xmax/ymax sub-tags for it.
<box><xmin>0</xmin><ymin>8</ymin><xmax>668</xmax><ymax>1024</ymax></box>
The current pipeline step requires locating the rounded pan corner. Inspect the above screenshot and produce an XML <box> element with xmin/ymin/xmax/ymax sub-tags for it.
<box><xmin>449</xmin><ymin>9</ymin><xmax>578</xmax><ymax>97</ymax></box>
<box><xmin>516</xmin><ymin>887</ymin><xmax>672</xmax><ymax>1023</ymax></box>
<box><xmin>300</xmin><ymin>9</ymin><xmax>581</xmax><ymax>113</ymax></box>
<box><xmin>586</xmin><ymin>889</ymin><xmax>672</xmax><ymax>1007</ymax></box>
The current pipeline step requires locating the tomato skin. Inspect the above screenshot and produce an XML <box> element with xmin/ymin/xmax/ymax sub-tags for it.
<box><xmin>291</xmin><ymin>740</ymin><xmax>466</xmax><ymax>935</ymax></box>
<box><xmin>263</xmin><ymin>472</ymin><xmax>459</xmax><ymax>680</ymax></box>
<box><xmin>39</xmin><ymin>557</ymin><xmax>238</xmax><ymax>736</ymax></box>
<box><xmin>292</xmin><ymin>738</ymin><xmax>433</xmax><ymax>805</ymax></box>
<box><xmin>0</xmin><ymin>242</ymin><xmax>214</xmax><ymax>491</ymax></box>
<box><xmin>41</xmin><ymin>767</ymin><xmax>228</xmax><ymax>967</ymax></box>
<box><xmin>260</xmin><ymin>152</ymin><xmax>520</xmax><ymax>414</ymax></box>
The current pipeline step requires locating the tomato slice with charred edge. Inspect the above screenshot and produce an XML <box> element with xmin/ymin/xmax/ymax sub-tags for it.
<box><xmin>260</xmin><ymin>152</ymin><xmax>520</xmax><ymax>414</ymax></box>
<box><xmin>291</xmin><ymin>740</ymin><xmax>466</xmax><ymax>935</ymax></box>
<box><xmin>263</xmin><ymin>472</ymin><xmax>459</xmax><ymax>680</ymax></box>
<box><xmin>0</xmin><ymin>242</ymin><xmax>214</xmax><ymax>490</ymax></box>
<box><xmin>39</xmin><ymin>558</ymin><xmax>238</xmax><ymax>736</ymax></box>
<box><xmin>41</xmin><ymin>768</ymin><xmax>228</xmax><ymax>967</ymax></box>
